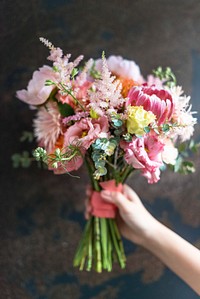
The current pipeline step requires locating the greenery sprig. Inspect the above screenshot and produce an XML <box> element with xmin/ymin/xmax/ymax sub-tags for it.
<box><xmin>153</xmin><ymin>66</ymin><xmax>177</xmax><ymax>88</ymax></box>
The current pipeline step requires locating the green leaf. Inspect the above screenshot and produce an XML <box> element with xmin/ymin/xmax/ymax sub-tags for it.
<box><xmin>182</xmin><ymin>161</ymin><xmax>196</xmax><ymax>174</ymax></box>
<box><xmin>57</xmin><ymin>102</ymin><xmax>74</xmax><ymax>117</ymax></box>
<box><xmin>45</xmin><ymin>79</ymin><xmax>55</xmax><ymax>86</ymax></box>
<box><xmin>144</xmin><ymin>126</ymin><xmax>150</xmax><ymax>133</ymax></box>
<box><xmin>20</xmin><ymin>131</ymin><xmax>34</xmax><ymax>143</ymax></box>
<box><xmin>71</xmin><ymin>68</ymin><xmax>79</xmax><ymax>79</ymax></box>
<box><xmin>11</xmin><ymin>153</ymin><xmax>21</xmax><ymax>168</ymax></box>
<box><xmin>162</xmin><ymin>124</ymin><xmax>170</xmax><ymax>133</ymax></box>
<box><xmin>174</xmin><ymin>156</ymin><xmax>183</xmax><ymax>173</ymax></box>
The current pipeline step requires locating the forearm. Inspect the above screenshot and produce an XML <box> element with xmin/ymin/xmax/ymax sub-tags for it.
<box><xmin>141</xmin><ymin>220</ymin><xmax>200</xmax><ymax>295</ymax></box>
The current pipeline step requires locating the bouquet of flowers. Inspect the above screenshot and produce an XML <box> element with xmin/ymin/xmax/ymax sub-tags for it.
<box><xmin>15</xmin><ymin>38</ymin><xmax>197</xmax><ymax>272</ymax></box>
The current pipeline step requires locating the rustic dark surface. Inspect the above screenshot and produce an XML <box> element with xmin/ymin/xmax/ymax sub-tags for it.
<box><xmin>0</xmin><ymin>0</ymin><xmax>200</xmax><ymax>298</ymax></box>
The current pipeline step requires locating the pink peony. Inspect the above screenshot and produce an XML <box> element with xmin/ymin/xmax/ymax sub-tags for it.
<box><xmin>16</xmin><ymin>65</ymin><xmax>58</xmax><ymax>105</ymax></box>
<box><xmin>121</xmin><ymin>134</ymin><xmax>164</xmax><ymax>183</ymax></box>
<box><xmin>95</xmin><ymin>56</ymin><xmax>144</xmax><ymax>83</ymax></box>
<box><xmin>127</xmin><ymin>85</ymin><xmax>174</xmax><ymax>125</ymax></box>
<box><xmin>64</xmin><ymin>116</ymin><xmax>109</xmax><ymax>150</ymax></box>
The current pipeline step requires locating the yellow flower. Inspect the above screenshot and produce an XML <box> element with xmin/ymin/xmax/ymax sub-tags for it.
<box><xmin>127</xmin><ymin>106</ymin><xmax>155</xmax><ymax>135</ymax></box>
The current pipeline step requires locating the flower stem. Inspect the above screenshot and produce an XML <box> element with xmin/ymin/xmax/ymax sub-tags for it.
<box><xmin>100</xmin><ymin>218</ymin><xmax>108</xmax><ymax>270</ymax></box>
<box><xmin>108</xmin><ymin>219</ymin><xmax>126</xmax><ymax>269</ymax></box>
<box><xmin>94</xmin><ymin>216</ymin><xmax>102</xmax><ymax>272</ymax></box>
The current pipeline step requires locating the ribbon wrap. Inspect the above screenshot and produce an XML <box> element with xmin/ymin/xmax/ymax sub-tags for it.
<box><xmin>90</xmin><ymin>180</ymin><xmax>123</xmax><ymax>218</ymax></box>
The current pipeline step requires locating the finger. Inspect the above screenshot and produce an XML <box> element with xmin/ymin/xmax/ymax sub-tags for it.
<box><xmin>86</xmin><ymin>185</ymin><xmax>92</xmax><ymax>197</ymax></box>
<box><xmin>84</xmin><ymin>200</ymin><xmax>92</xmax><ymax>219</ymax></box>
<box><xmin>123</xmin><ymin>184</ymin><xmax>141</xmax><ymax>204</ymax></box>
<box><xmin>101</xmin><ymin>190</ymin><xmax>131</xmax><ymax>211</ymax></box>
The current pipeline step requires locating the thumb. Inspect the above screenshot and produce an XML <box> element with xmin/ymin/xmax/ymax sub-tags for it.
<box><xmin>101</xmin><ymin>190</ymin><xmax>131</xmax><ymax>212</ymax></box>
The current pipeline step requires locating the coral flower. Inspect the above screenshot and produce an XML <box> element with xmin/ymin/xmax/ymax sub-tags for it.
<box><xmin>64</xmin><ymin>116</ymin><xmax>109</xmax><ymax>150</ymax></box>
<box><xmin>127</xmin><ymin>85</ymin><xmax>174</xmax><ymax>125</ymax></box>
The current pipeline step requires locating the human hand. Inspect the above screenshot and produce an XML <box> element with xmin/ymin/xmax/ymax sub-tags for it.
<box><xmin>101</xmin><ymin>184</ymin><xmax>158</xmax><ymax>246</ymax></box>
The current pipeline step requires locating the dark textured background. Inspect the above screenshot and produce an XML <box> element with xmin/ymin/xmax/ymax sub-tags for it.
<box><xmin>1</xmin><ymin>0</ymin><xmax>200</xmax><ymax>298</ymax></box>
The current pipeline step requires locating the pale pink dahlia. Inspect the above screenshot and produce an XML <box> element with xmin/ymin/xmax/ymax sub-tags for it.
<box><xmin>127</xmin><ymin>85</ymin><xmax>174</xmax><ymax>125</ymax></box>
<box><xmin>120</xmin><ymin>135</ymin><xmax>164</xmax><ymax>183</ymax></box>
<box><xmin>33</xmin><ymin>101</ymin><xmax>62</xmax><ymax>152</ymax></box>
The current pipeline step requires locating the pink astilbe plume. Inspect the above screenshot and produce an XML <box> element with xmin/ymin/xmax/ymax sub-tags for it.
<box><xmin>62</xmin><ymin>112</ymin><xmax>89</xmax><ymax>124</ymax></box>
<box><xmin>39</xmin><ymin>37</ymin><xmax>84</xmax><ymax>85</ymax></box>
<box><xmin>89</xmin><ymin>54</ymin><xmax>124</xmax><ymax>116</ymax></box>
<box><xmin>33</xmin><ymin>101</ymin><xmax>62</xmax><ymax>152</ymax></box>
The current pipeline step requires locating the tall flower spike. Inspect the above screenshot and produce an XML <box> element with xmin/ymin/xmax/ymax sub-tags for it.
<box><xmin>89</xmin><ymin>52</ymin><xmax>124</xmax><ymax>116</ymax></box>
<box><xmin>39</xmin><ymin>37</ymin><xmax>55</xmax><ymax>50</ymax></box>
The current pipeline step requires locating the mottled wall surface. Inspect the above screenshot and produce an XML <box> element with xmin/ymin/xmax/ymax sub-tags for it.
<box><xmin>1</xmin><ymin>0</ymin><xmax>200</xmax><ymax>298</ymax></box>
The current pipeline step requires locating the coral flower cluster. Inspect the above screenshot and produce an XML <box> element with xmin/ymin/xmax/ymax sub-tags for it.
<box><xmin>16</xmin><ymin>38</ymin><xmax>197</xmax><ymax>273</ymax></box>
<box><xmin>17</xmin><ymin>38</ymin><xmax>197</xmax><ymax>184</ymax></box>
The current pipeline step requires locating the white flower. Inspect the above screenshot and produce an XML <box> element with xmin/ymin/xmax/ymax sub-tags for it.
<box><xmin>169</xmin><ymin>86</ymin><xmax>197</xmax><ymax>141</ymax></box>
<box><xmin>161</xmin><ymin>138</ymin><xmax>178</xmax><ymax>165</ymax></box>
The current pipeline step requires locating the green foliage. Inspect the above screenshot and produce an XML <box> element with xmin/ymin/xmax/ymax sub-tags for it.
<box><xmin>45</xmin><ymin>79</ymin><xmax>55</xmax><ymax>86</ymax></box>
<box><xmin>57</xmin><ymin>102</ymin><xmax>75</xmax><ymax>117</ymax></box>
<box><xmin>91</xmin><ymin>137</ymin><xmax>120</xmax><ymax>179</ymax></box>
<box><xmin>90</xmin><ymin>63</ymin><xmax>101</xmax><ymax>79</ymax></box>
<box><xmin>123</xmin><ymin>133</ymin><xmax>132</xmax><ymax>142</ymax></box>
<box><xmin>143</xmin><ymin>126</ymin><xmax>150</xmax><ymax>134</ymax></box>
<box><xmin>153</xmin><ymin>66</ymin><xmax>177</xmax><ymax>88</ymax></box>
<box><xmin>20</xmin><ymin>131</ymin><xmax>34</xmax><ymax>143</ymax></box>
<box><xmin>170</xmin><ymin>139</ymin><xmax>199</xmax><ymax>175</ymax></box>
<box><xmin>173</xmin><ymin>156</ymin><xmax>195</xmax><ymax>174</ymax></box>
<box><xmin>111</xmin><ymin>114</ymin><xmax>123</xmax><ymax>128</ymax></box>
<box><xmin>11</xmin><ymin>151</ymin><xmax>32</xmax><ymax>168</ymax></box>
<box><xmin>71</xmin><ymin>67</ymin><xmax>79</xmax><ymax>80</ymax></box>
<box><xmin>162</xmin><ymin>123</ymin><xmax>170</xmax><ymax>133</ymax></box>
<box><xmin>33</xmin><ymin>147</ymin><xmax>48</xmax><ymax>163</ymax></box>
<box><xmin>92</xmin><ymin>138</ymin><xmax>118</xmax><ymax>156</ymax></box>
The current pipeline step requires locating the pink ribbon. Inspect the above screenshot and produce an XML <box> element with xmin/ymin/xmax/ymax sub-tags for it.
<box><xmin>90</xmin><ymin>180</ymin><xmax>123</xmax><ymax>218</ymax></box>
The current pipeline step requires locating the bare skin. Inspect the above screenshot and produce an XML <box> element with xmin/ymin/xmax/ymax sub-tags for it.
<box><xmin>86</xmin><ymin>185</ymin><xmax>200</xmax><ymax>295</ymax></box>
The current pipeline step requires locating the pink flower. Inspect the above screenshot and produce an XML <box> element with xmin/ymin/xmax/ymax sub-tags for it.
<box><xmin>57</xmin><ymin>81</ymin><xmax>92</xmax><ymax>109</ymax></box>
<box><xmin>34</xmin><ymin>101</ymin><xmax>62</xmax><ymax>152</ymax></box>
<box><xmin>95</xmin><ymin>55</ymin><xmax>144</xmax><ymax>83</ymax></box>
<box><xmin>121</xmin><ymin>135</ymin><xmax>164</xmax><ymax>183</ymax></box>
<box><xmin>64</xmin><ymin>116</ymin><xmax>109</xmax><ymax>150</ymax></box>
<box><xmin>146</xmin><ymin>75</ymin><xmax>164</xmax><ymax>88</ymax></box>
<box><xmin>50</xmin><ymin>155</ymin><xmax>84</xmax><ymax>175</ymax></box>
<box><xmin>16</xmin><ymin>66</ymin><xmax>58</xmax><ymax>105</ymax></box>
<box><xmin>127</xmin><ymin>85</ymin><xmax>174</xmax><ymax>125</ymax></box>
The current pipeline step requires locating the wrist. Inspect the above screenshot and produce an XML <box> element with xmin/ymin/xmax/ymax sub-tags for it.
<box><xmin>138</xmin><ymin>215</ymin><xmax>163</xmax><ymax>247</ymax></box>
